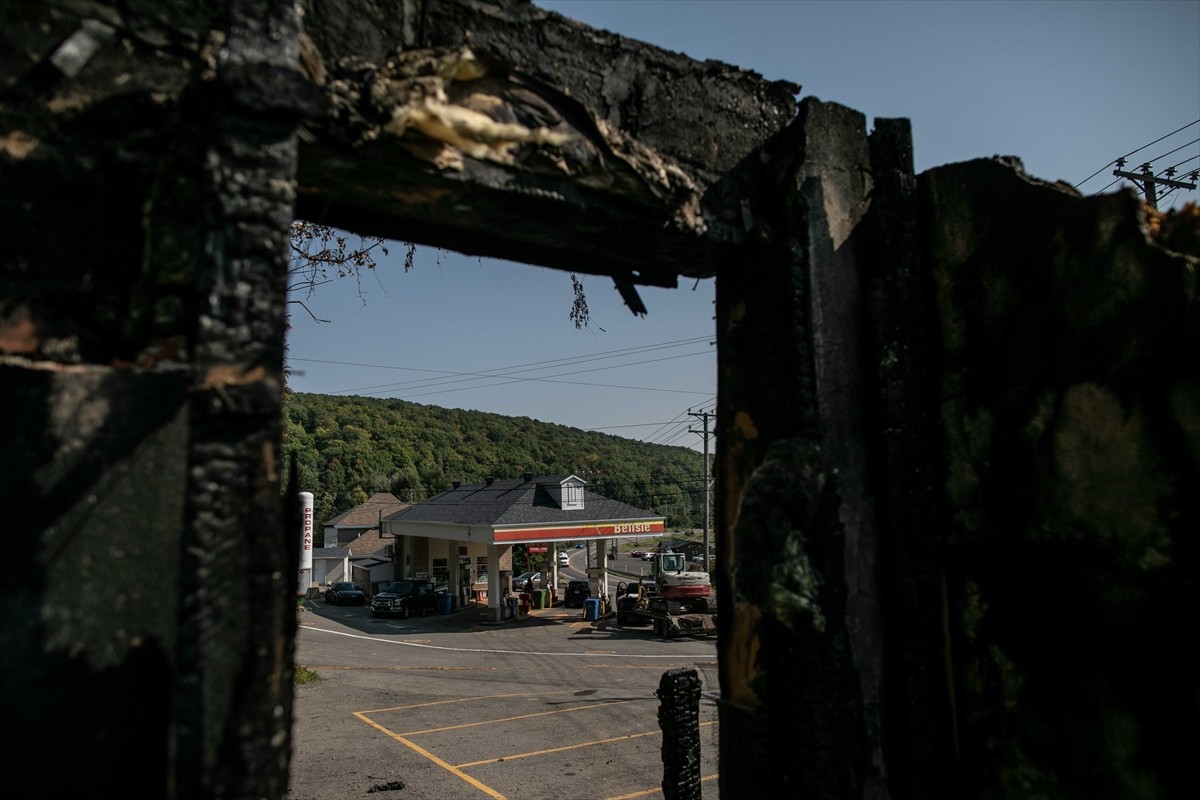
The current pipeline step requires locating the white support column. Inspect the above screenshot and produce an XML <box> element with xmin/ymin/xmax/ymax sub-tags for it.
<box><xmin>599</xmin><ymin>537</ymin><xmax>610</xmax><ymax>612</ymax></box>
<box><xmin>486</xmin><ymin>543</ymin><xmax>506</xmax><ymax>623</ymax></box>
<box><xmin>448</xmin><ymin>539</ymin><xmax>460</xmax><ymax>609</ymax></box>
<box><xmin>398</xmin><ymin>535</ymin><xmax>409</xmax><ymax>579</ymax></box>
<box><xmin>551</xmin><ymin>544</ymin><xmax>560</xmax><ymax>604</ymax></box>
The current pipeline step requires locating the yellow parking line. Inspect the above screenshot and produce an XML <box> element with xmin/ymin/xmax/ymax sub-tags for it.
<box><xmin>355</xmin><ymin>699</ymin><xmax>715</xmax><ymax>800</ymax></box>
<box><xmin>606</xmin><ymin>772</ymin><xmax>719</xmax><ymax>800</ymax></box>
<box><xmin>400</xmin><ymin>699</ymin><xmax>635</xmax><ymax>736</ymax></box>
<box><xmin>354</xmin><ymin>712</ymin><xmax>507</xmax><ymax>799</ymax></box>
<box><xmin>361</xmin><ymin>690</ymin><xmax>577</xmax><ymax>715</ymax></box>
<box><xmin>456</xmin><ymin>727</ymin><xmax>660</xmax><ymax>767</ymax></box>
<box><xmin>455</xmin><ymin>720</ymin><xmax>715</xmax><ymax>769</ymax></box>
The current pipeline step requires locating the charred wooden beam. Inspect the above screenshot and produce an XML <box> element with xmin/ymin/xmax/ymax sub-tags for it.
<box><xmin>296</xmin><ymin>0</ymin><xmax>801</xmax><ymax>285</ymax></box>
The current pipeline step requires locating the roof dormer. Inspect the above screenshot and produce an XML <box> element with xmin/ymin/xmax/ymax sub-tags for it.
<box><xmin>547</xmin><ymin>475</ymin><xmax>586</xmax><ymax>510</ymax></box>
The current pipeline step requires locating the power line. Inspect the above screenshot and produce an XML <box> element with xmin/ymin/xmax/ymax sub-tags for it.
<box><xmin>308</xmin><ymin>336</ymin><xmax>713</xmax><ymax>395</ymax></box>
<box><xmin>1144</xmin><ymin>137</ymin><xmax>1199</xmax><ymax>167</ymax></box>
<box><xmin>290</xmin><ymin>336</ymin><xmax>711</xmax><ymax>393</ymax></box>
<box><xmin>1073</xmin><ymin>119</ymin><xmax>1199</xmax><ymax>189</ymax></box>
<box><xmin>1095</xmin><ymin>152</ymin><xmax>1200</xmax><ymax>202</ymax></box>
<box><xmin>640</xmin><ymin>405</ymin><xmax>701</xmax><ymax>447</ymax></box>
<box><xmin>292</xmin><ymin>345</ymin><xmax>710</xmax><ymax>400</ymax></box>
<box><xmin>392</xmin><ymin>350</ymin><xmax>713</xmax><ymax>400</ymax></box>
<box><xmin>586</xmin><ymin>421</ymin><xmax>704</xmax><ymax>431</ymax></box>
<box><xmin>645</xmin><ymin>402</ymin><xmax>716</xmax><ymax>448</ymax></box>
<box><xmin>1112</xmin><ymin>157</ymin><xmax>1197</xmax><ymax>209</ymax></box>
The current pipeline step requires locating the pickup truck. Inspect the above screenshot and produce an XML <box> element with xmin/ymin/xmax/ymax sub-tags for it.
<box><xmin>370</xmin><ymin>580</ymin><xmax>441</xmax><ymax>619</ymax></box>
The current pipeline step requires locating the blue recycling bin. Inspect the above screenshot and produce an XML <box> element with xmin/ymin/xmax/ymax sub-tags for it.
<box><xmin>584</xmin><ymin>597</ymin><xmax>601</xmax><ymax>621</ymax></box>
<box><xmin>438</xmin><ymin>593</ymin><xmax>452</xmax><ymax>615</ymax></box>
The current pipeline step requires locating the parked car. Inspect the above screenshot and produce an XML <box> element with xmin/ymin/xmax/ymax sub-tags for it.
<box><xmin>324</xmin><ymin>581</ymin><xmax>366</xmax><ymax>606</ymax></box>
<box><xmin>690</xmin><ymin>554</ymin><xmax>707</xmax><ymax>563</ymax></box>
<box><xmin>563</xmin><ymin>580</ymin><xmax>591</xmax><ymax>608</ymax></box>
<box><xmin>514</xmin><ymin>572</ymin><xmax>543</xmax><ymax>591</ymax></box>
<box><xmin>370</xmin><ymin>580</ymin><xmax>440</xmax><ymax>619</ymax></box>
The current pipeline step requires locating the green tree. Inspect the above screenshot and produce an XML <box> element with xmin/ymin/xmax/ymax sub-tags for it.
<box><xmin>282</xmin><ymin>392</ymin><xmax>706</xmax><ymax>529</ymax></box>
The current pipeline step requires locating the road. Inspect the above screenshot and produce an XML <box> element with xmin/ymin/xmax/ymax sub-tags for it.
<box><xmin>287</xmin><ymin>595</ymin><xmax>720</xmax><ymax>800</ymax></box>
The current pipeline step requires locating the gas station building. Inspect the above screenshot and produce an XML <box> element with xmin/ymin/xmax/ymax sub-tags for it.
<box><xmin>382</xmin><ymin>473</ymin><xmax>665</xmax><ymax>621</ymax></box>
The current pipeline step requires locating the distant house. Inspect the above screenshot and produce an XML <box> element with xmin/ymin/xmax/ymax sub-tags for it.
<box><xmin>313</xmin><ymin>492</ymin><xmax>408</xmax><ymax>593</ymax></box>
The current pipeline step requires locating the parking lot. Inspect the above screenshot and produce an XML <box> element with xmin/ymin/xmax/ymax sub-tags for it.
<box><xmin>287</xmin><ymin>598</ymin><xmax>720</xmax><ymax>800</ymax></box>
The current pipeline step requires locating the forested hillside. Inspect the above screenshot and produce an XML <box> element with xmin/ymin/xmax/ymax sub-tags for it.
<box><xmin>283</xmin><ymin>393</ymin><xmax>710</xmax><ymax>528</ymax></box>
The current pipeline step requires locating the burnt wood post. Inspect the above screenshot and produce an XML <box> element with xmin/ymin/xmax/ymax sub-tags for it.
<box><xmin>714</xmin><ymin>99</ymin><xmax>957</xmax><ymax>797</ymax></box>
<box><xmin>1</xmin><ymin>1</ymin><xmax>311</xmax><ymax>796</ymax></box>
<box><xmin>716</xmin><ymin>98</ymin><xmax>883</xmax><ymax>797</ymax></box>
<box><xmin>862</xmin><ymin>117</ymin><xmax>954</xmax><ymax>798</ymax></box>
<box><xmin>658</xmin><ymin>667</ymin><xmax>703</xmax><ymax>800</ymax></box>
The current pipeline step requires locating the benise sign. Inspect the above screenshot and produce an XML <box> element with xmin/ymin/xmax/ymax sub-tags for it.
<box><xmin>494</xmin><ymin>520</ymin><xmax>664</xmax><ymax>542</ymax></box>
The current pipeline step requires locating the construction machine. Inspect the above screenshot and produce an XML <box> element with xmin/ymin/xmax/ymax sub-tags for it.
<box><xmin>650</xmin><ymin>548</ymin><xmax>711</xmax><ymax>598</ymax></box>
<box><xmin>614</xmin><ymin>548</ymin><xmax>715</xmax><ymax>637</ymax></box>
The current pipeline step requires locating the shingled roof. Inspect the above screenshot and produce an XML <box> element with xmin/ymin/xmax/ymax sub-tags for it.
<box><xmin>345</xmin><ymin>528</ymin><xmax>390</xmax><ymax>556</ymax></box>
<box><xmin>384</xmin><ymin>474</ymin><xmax>658</xmax><ymax>527</ymax></box>
<box><xmin>324</xmin><ymin>492</ymin><xmax>408</xmax><ymax>527</ymax></box>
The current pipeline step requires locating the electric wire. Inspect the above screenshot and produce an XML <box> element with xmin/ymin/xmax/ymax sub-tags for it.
<box><xmin>639</xmin><ymin>406</ymin><xmax>698</xmax><ymax>447</ymax></box>
<box><xmin>643</xmin><ymin>401</ymin><xmax>715</xmax><ymax>448</ymax></box>
<box><xmin>1099</xmin><ymin>152</ymin><xmax>1199</xmax><ymax>200</ymax></box>
<box><xmin>291</xmin><ymin>336</ymin><xmax>711</xmax><ymax>394</ymax></box>
<box><xmin>393</xmin><ymin>350</ymin><xmax>713</xmax><ymax>400</ymax></box>
<box><xmin>300</xmin><ymin>333</ymin><xmax>710</xmax><ymax>395</ymax></box>
<box><xmin>1073</xmin><ymin>119</ymin><xmax>1199</xmax><ymax>189</ymax></box>
<box><xmin>1144</xmin><ymin>137</ymin><xmax>1200</xmax><ymax>167</ymax></box>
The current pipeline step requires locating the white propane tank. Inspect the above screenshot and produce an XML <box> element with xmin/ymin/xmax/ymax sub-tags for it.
<box><xmin>299</xmin><ymin>492</ymin><xmax>314</xmax><ymax>596</ymax></box>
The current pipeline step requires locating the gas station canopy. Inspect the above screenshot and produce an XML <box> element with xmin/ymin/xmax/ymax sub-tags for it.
<box><xmin>382</xmin><ymin>473</ymin><xmax>665</xmax><ymax>544</ymax></box>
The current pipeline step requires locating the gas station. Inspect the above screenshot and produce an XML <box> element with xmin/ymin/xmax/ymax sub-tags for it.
<box><xmin>381</xmin><ymin>473</ymin><xmax>665</xmax><ymax>622</ymax></box>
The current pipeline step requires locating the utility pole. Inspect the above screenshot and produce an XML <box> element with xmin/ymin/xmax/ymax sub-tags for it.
<box><xmin>688</xmin><ymin>410</ymin><xmax>714</xmax><ymax>569</ymax></box>
<box><xmin>1112</xmin><ymin>158</ymin><xmax>1197</xmax><ymax>210</ymax></box>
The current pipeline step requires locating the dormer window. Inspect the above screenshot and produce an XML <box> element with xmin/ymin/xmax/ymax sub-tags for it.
<box><xmin>563</xmin><ymin>481</ymin><xmax>584</xmax><ymax>510</ymax></box>
<box><xmin>543</xmin><ymin>474</ymin><xmax>587</xmax><ymax>509</ymax></box>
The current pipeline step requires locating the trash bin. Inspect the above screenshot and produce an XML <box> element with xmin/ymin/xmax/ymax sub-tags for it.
<box><xmin>532</xmin><ymin>588</ymin><xmax>547</xmax><ymax>609</ymax></box>
<box><xmin>584</xmin><ymin>597</ymin><xmax>601</xmax><ymax>621</ymax></box>
<box><xmin>438</xmin><ymin>592</ymin><xmax>452</xmax><ymax>615</ymax></box>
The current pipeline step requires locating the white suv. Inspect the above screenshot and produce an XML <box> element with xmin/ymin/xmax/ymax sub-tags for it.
<box><xmin>557</xmin><ymin>551</ymin><xmax>570</xmax><ymax>567</ymax></box>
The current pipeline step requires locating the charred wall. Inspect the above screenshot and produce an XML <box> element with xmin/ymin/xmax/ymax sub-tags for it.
<box><xmin>1</xmin><ymin>1</ymin><xmax>1196</xmax><ymax>799</ymax></box>
<box><xmin>921</xmin><ymin>160</ymin><xmax>1198</xmax><ymax>797</ymax></box>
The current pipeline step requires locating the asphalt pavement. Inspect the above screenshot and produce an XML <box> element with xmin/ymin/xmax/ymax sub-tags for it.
<box><xmin>290</xmin><ymin>593</ymin><xmax>720</xmax><ymax>800</ymax></box>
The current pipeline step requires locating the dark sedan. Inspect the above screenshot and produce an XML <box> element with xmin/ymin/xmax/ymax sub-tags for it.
<box><xmin>563</xmin><ymin>580</ymin><xmax>591</xmax><ymax>608</ymax></box>
<box><xmin>324</xmin><ymin>581</ymin><xmax>366</xmax><ymax>606</ymax></box>
<box><xmin>371</xmin><ymin>580</ymin><xmax>441</xmax><ymax>618</ymax></box>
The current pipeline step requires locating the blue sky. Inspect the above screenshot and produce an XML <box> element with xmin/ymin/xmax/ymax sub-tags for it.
<box><xmin>285</xmin><ymin>0</ymin><xmax>1199</xmax><ymax>453</ymax></box>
